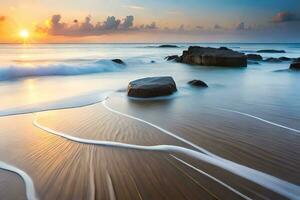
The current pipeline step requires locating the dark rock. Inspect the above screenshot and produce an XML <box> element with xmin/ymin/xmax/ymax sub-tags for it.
<box><xmin>188</xmin><ymin>80</ymin><xmax>208</xmax><ymax>87</ymax></box>
<box><xmin>112</xmin><ymin>59</ymin><xmax>125</xmax><ymax>65</ymax></box>
<box><xmin>179</xmin><ymin>46</ymin><xmax>247</xmax><ymax>67</ymax></box>
<box><xmin>159</xmin><ymin>45</ymin><xmax>179</xmax><ymax>48</ymax></box>
<box><xmin>151</xmin><ymin>60</ymin><xmax>155</xmax><ymax>63</ymax></box>
<box><xmin>247</xmin><ymin>54</ymin><xmax>263</xmax><ymax>61</ymax></box>
<box><xmin>290</xmin><ymin>62</ymin><xmax>300</xmax><ymax>70</ymax></box>
<box><xmin>165</xmin><ymin>55</ymin><xmax>180</xmax><ymax>61</ymax></box>
<box><xmin>257</xmin><ymin>50</ymin><xmax>286</xmax><ymax>53</ymax></box>
<box><xmin>293</xmin><ymin>58</ymin><xmax>300</xmax><ymax>62</ymax></box>
<box><xmin>127</xmin><ymin>76</ymin><xmax>177</xmax><ymax>98</ymax></box>
<box><xmin>219</xmin><ymin>47</ymin><xmax>231</xmax><ymax>50</ymax></box>
<box><xmin>264</xmin><ymin>58</ymin><xmax>282</xmax><ymax>63</ymax></box>
<box><xmin>279</xmin><ymin>57</ymin><xmax>292</xmax><ymax>61</ymax></box>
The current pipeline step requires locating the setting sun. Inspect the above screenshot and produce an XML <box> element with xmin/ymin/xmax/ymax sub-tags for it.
<box><xmin>19</xmin><ymin>29</ymin><xmax>29</xmax><ymax>39</ymax></box>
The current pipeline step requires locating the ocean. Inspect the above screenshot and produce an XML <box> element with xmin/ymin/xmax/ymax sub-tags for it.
<box><xmin>0</xmin><ymin>43</ymin><xmax>300</xmax><ymax>123</ymax></box>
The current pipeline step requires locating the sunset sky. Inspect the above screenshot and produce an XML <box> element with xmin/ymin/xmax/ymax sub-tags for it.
<box><xmin>0</xmin><ymin>0</ymin><xmax>299</xmax><ymax>43</ymax></box>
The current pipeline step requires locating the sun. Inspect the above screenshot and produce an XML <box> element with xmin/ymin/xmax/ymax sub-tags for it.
<box><xmin>19</xmin><ymin>29</ymin><xmax>29</xmax><ymax>39</ymax></box>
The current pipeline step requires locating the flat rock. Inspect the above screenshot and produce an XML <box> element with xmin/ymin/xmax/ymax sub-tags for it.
<box><xmin>112</xmin><ymin>59</ymin><xmax>125</xmax><ymax>65</ymax></box>
<box><xmin>127</xmin><ymin>76</ymin><xmax>177</xmax><ymax>98</ymax></box>
<box><xmin>290</xmin><ymin>62</ymin><xmax>300</xmax><ymax>70</ymax></box>
<box><xmin>179</xmin><ymin>46</ymin><xmax>247</xmax><ymax>67</ymax></box>
<box><xmin>159</xmin><ymin>45</ymin><xmax>179</xmax><ymax>48</ymax></box>
<box><xmin>264</xmin><ymin>58</ymin><xmax>282</xmax><ymax>63</ymax></box>
<box><xmin>247</xmin><ymin>54</ymin><xmax>263</xmax><ymax>61</ymax></box>
<box><xmin>257</xmin><ymin>50</ymin><xmax>286</xmax><ymax>53</ymax></box>
<box><xmin>188</xmin><ymin>80</ymin><xmax>208</xmax><ymax>87</ymax></box>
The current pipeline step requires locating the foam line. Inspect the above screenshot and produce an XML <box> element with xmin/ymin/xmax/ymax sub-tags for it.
<box><xmin>102</xmin><ymin>100</ymin><xmax>215</xmax><ymax>157</ymax></box>
<box><xmin>33</xmin><ymin>115</ymin><xmax>300</xmax><ymax>200</ymax></box>
<box><xmin>219</xmin><ymin>108</ymin><xmax>300</xmax><ymax>136</ymax></box>
<box><xmin>171</xmin><ymin>155</ymin><xmax>252</xmax><ymax>200</ymax></box>
<box><xmin>0</xmin><ymin>161</ymin><xmax>38</xmax><ymax>200</ymax></box>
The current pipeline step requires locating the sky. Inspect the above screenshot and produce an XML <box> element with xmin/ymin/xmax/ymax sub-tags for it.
<box><xmin>0</xmin><ymin>0</ymin><xmax>299</xmax><ymax>43</ymax></box>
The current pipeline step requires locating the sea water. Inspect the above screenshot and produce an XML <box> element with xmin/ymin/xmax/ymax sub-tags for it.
<box><xmin>0</xmin><ymin>43</ymin><xmax>300</xmax><ymax>130</ymax></box>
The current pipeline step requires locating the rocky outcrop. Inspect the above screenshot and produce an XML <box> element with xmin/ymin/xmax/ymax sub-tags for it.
<box><xmin>290</xmin><ymin>62</ymin><xmax>300</xmax><ymax>70</ymax></box>
<box><xmin>112</xmin><ymin>59</ymin><xmax>125</xmax><ymax>65</ymax></box>
<box><xmin>165</xmin><ymin>55</ymin><xmax>181</xmax><ymax>61</ymax></box>
<box><xmin>188</xmin><ymin>80</ymin><xmax>208</xmax><ymax>87</ymax></box>
<box><xmin>264</xmin><ymin>58</ymin><xmax>282</xmax><ymax>63</ymax></box>
<box><xmin>127</xmin><ymin>76</ymin><xmax>177</xmax><ymax>98</ymax></box>
<box><xmin>178</xmin><ymin>46</ymin><xmax>247</xmax><ymax>67</ymax></box>
<box><xmin>159</xmin><ymin>45</ymin><xmax>179</xmax><ymax>48</ymax></box>
<box><xmin>279</xmin><ymin>57</ymin><xmax>292</xmax><ymax>61</ymax></box>
<box><xmin>257</xmin><ymin>50</ymin><xmax>286</xmax><ymax>53</ymax></box>
<box><xmin>247</xmin><ymin>54</ymin><xmax>263</xmax><ymax>61</ymax></box>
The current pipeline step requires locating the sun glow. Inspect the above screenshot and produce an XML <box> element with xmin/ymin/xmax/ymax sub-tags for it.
<box><xmin>19</xmin><ymin>29</ymin><xmax>29</xmax><ymax>39</ymax></box>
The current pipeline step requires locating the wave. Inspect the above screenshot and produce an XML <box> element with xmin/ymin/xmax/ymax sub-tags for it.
<box><xmin>0</xmin><ymin>59</ymin><xmax>125</xmax><ymax>81</ymax></box>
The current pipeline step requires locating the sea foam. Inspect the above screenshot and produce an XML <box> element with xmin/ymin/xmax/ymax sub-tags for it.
<box><xmin>0</xmin><ymin>59</ymin><xmax>124</xmax><ymax>81</ymax></box>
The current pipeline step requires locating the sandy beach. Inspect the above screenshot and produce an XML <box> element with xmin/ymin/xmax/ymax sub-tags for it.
<box><xmin>0</xmin><ymin>90</ymin><xmax>299</xmax><ymax>199</ymax></box>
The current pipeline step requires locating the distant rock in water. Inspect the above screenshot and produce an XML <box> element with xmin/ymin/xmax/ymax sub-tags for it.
<box><xmin>112</xmin><ymin>59</ymin><xmax>125</xmax><ymax>65</ymax></box>
<box><xmin>188</xmin><ymin>80</ymin><xmax>208</xmax><ymax>88</ymax></box>
<box><xmin>150</xmin><ymin>60</ymin><xmax>156</xmax><ymax>63</ymax></box>
<box><xmin>127</xmin><ymin>76</ymin><xmax>177</xmax><ymax>98</ymax></box>
<box><xmin>165</xmin><ymin>55</ymin><xmax>181</xmax><ymax>61</ymax></box>
<box><xmin>279</xmin><ymin>57</ymin><xmax>292</xmax><ymax>61</ymax></box>
<box><xmin>247</xmin><ymin>54</ymin><xmax>263</xmax><ymax>61</ymax></box>
<box><xmin>264</xmin><ymin>58</ymin><xmax>282</xmax><ymax>63</ymax></box>
<box><xmin>159</xmin><ymin>45</ymin><xmax>179</xmax><ymax>48</ymax></box>
<box><xmin>257</xmin><ymin>50</ymin><xmax>286</xmax><ymax>53</ymax></box>
<box><xmin>290</xmin><ymin>62</ymin><xmax>300</xmax><ymax>70</ymax></box>
<box><xmin>293</xmin><ymin>58</ymin><xmax>300</xmax><ymax>62</ymax></box>
<box><xmin>177</xmin><ymin>46</ymin><xmax>247</xmax><ymax>67</ymax></box>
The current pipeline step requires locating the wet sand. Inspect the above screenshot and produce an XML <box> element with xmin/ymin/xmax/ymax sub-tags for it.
<box><xmin>0</xmin><ymin>91</ymin><xmax>299</xmax><ymax>200</ymax></box>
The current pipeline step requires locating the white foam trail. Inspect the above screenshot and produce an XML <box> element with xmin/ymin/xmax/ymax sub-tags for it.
<box><xmin>0</xmin><ymin>161</ymin><xmax>38</xmax><ymax>200</ymax></box>
<box><xmin>219</xmin><ymin>108</ymin><xmax>300</xmax><ymax>136</ymax></box>
<box><xmin>33</xmin><ymin>115</ymin><xmax>300</xmax><ymax>200</ymax></box>
<box><xmin>102</xmin><ymin>100</ymin><xmax>215</xmax><ymax>157</ymax></box>
<box><xmin>170</xmin><ymin>155</ymin><xmax>252</xmax><ymax>200</ymax></box>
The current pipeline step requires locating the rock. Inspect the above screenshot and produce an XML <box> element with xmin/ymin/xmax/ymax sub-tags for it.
<box><xmin>247</xmin><ymin>54</ymin><xmax>263</xmax><ymax>61</ymax></box>
<box><xmin>219</xmin><ymin>47</ymin><xmax>230</xmax><ymax>50</ymax></box>
<box><xmin>257</xmin><ymin>49</ymin><xmax>286</xmax><ymax>53</ymax></box>
<box><xmin>293</xmin><ymin>58</ymin><xmax>300</xmax><ymax>62</ymax></box>
<box><xmin>159</xmin><ymin>45</ymin><xmax>179</xmax><ymax>48</ymax></box>
<box><xmin>165</xmin><ymin>55</ymin><xmax>180</xmax><ymax>61</ymax></box>
<box><xmin>150</xmin><ymin>60</ymin><xmax>155</xmax><ymax>63</ymax></box>
<box><xmin>179</xmin><ymin>46</ymin><xmax>247</xmax><ymax>67</ymax></box>
<box><xmin>279</xmin><ymin>57</ymin><xmax>292</xmax><ymax>61</ymax></box>
<box><xmin>264</xmin><ymin>58</ymin><xmax>282</xmax><ymax>63</ymax></box>
<box><xmin>127</xmin><ymin>76</ymin><xmax>177</xmax><ymax>98</ymax></box>
<box><xmin>112</xmin><ymin>59</ymin><xmax>125</xmax><ymax>65</ymax></box>
<box><xmin>188</xmin><ymin>80</ymin><xmax>208</xmax><ymax>87</ymax></box>
<box><xmin>290</xmin><ymin>62</ymin><xmax>300</xmax><ymax>70</ymax></box>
